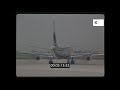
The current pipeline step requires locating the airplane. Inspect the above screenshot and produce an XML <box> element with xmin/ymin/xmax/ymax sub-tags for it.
<box><xmin>17</xmin><ymin>19</ymin><xmax>104</xmax><ymax>64</ymax></box>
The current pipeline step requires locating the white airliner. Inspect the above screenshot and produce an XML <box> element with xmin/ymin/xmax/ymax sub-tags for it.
<box><xmin>18</xmin><ymin>19</ymin><xmax>104</xmax><ymax>64</ymax></box>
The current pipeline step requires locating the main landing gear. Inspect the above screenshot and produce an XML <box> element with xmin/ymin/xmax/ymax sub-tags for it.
<box><xmin>67</xmin><ymin>59</ymin><xmax>70</xmax><ymax>64</ymax></box>
<box><xmin>49</xmin><ymin>58</ymin><xmax>53</xmax><ymax>64</ymax></box>
<box><xmin>36</xmin><ymin>56</ymin><xmax>40</xmax><ymax>60</ymax></box>
<box><xmin>71</xmin><ymin>57</ymin><xmax>75</xmax><ymax>64</ymax></box>
<box><xmin>86</xmin><ymin>56</ymin><xmax>90</xmax><ymax>61</ymax></box>
<box><xmin>67</xmin><ymin>57</ymin><xmax>75</xmax><ymax>64</ymax></box>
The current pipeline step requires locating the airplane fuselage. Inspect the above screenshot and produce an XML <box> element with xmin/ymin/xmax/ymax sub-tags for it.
<box><xmin>51</xmin><ymin>46</ymin><xmax>72</xmax><ymax>59</ymax></box>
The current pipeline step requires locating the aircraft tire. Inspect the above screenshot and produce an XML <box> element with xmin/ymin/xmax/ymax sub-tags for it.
<box><xmin>36</xmin><ymin>56</ymin><xmax>40</xmax><ymax>60</ymax></box>
<box><xmin>49</xmin><ymin>60</ymin><xmax>53</xmax><ymax>64</ymax></box>
<box><xmin>86</xmin><ymin>57</ymin><xmax>90</xmax><ymax>61</ymax></box>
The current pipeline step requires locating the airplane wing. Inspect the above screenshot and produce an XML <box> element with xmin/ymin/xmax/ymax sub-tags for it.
<box><xmin>70</xmin><ymin>53</ymin><xmax>104</xmax><ymax>60</ymax></box>
<box><xmin>17</xmin><ymin>51</ymin><xmax>53</xmax><ymax>60</ymax></box>
<box><xmin>71</xmin><ymin>52</ymin><xmax>104</xmax><ymax>56</ymax></box>
<box><xmin>70</xmin><ymin>52</ymin><xmax>92</xmax><ymax>57</ymax></box>
<box><xmin>90</xmin><ymin>53</ymin><xmax>104</xmax><ymax>56</ymax></box>
<box><xmin>36</xmin><ymin>53</ymin><xmax>53</xmax><ymax>58</ymax></box>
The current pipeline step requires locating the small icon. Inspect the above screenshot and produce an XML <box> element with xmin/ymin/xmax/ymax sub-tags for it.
<box><xmin>95</xmin><ymin>21</ymin><xmax>97</xmax><ymax>24</ymax></box>
<box><xmin>93</xmin><ymin>19</ymin><xmax>104</xmax><ymax>26</ymax></box>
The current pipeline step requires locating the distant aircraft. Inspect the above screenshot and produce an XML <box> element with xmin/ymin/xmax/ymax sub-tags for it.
<box><xmin>18</xmin><ymin>19</ymin><xmax>104</xmax><ymax>64</ymax></box>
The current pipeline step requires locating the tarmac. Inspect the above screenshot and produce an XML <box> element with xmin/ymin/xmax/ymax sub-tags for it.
<box><xmin>16</xmin><ymin>59</ymin><xmax>104</xmax><ymax>77</ymax></box>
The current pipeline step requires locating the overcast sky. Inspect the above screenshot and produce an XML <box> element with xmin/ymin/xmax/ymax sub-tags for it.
<box><xmin>16</xmin><ymin>14</ymin><xmax>104</xmax><ymax>52</ymax></box>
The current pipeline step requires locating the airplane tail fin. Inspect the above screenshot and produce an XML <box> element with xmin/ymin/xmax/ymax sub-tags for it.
<box><xmin>53</xmin><ymin>20</ymin><xmax>57</xmax><ymax>47</ymax></box>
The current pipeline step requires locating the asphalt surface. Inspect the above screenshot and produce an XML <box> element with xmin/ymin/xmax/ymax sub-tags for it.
<box><xmin>16</xmin><ymin>59</ymin><xmax>104</xmax><ymax>77</ymax></box>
